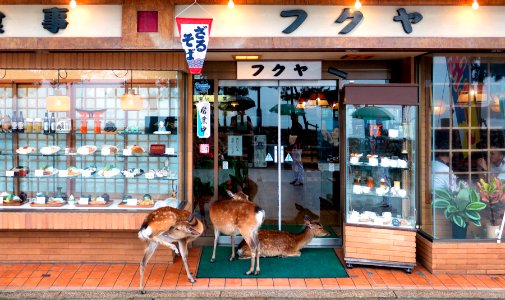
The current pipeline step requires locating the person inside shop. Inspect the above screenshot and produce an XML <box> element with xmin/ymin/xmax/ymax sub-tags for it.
<box><xmin>476</xmin><ymin>146</ymin><xmax>505</xmax><ymax>180</ymax></box>
<box><xmin>289</xmin><ymin>112</ymin><xmax>304</xmax><ymax>186</ymax></box>
<box><xmin>432</xmin><ymin>150</ymin><xmax>458</xmax><ymax>191</ymax></box>
<box><xmin>230</xmin><ymin>110</ymin><xmax>253</xmax><ymax>133</ymax></box>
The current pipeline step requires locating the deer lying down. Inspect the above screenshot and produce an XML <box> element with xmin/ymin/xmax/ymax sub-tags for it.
<box><xmin>138</xmin><ymin>206</ymin><xmax>204</xmax><ymax>293</ymax></box>
<box><xmin>210</xmin><ymin>190</ymin><xmax>265</xmax><ymax>275</ymax></box>
<box><xmin>237</xmin><ymin>216</ymin><xmax>329</xmax><ymax>258</ymax></box>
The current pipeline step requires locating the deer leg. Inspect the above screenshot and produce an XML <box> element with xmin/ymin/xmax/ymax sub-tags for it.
<box><xmin>153</xmin><ymin>235</ymin><xmax>179</xmax><ymax>255</ymax></box>
<box><xmin>177</xmin><ymin>240</ymin><xmax>196</xmax><ymax>283</ymax></box>
<box><xmin>229</xmin><ymin>235</ymin><xmax>235</xmax><ymax>261</ymax></box>
<box><xmin>241</xmin><ymin>235</ymin><xmax>255</xmax><ymax>275</ymax></box>
<box><xmin>252</xmin><ymin>230</ymin><xmax>261</xmax><ymax>275</ymax></box>
<box><xmin>211</xmin><ymin>227</ymin><xmax>220</xmax><ymax>263</ymax></box>
<box><xmin>140</xmin><ymin>241</ymin><xmax>158</xmax><ymax>294</ymax></box>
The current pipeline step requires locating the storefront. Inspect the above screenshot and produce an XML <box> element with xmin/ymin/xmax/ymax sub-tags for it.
<box><xmin>1</xmin><ymin>1</ymin><xmax>505</xmax><ymax>274</ymax></box>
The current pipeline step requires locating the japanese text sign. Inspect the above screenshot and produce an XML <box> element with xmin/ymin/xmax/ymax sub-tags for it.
<box><xmin>237</xmin><ymin>61</ymin><xmax>321</xmax><ymax>80</ymax></box>
<box><xmin>176</xmin><ymin>17</ymin><xmax>213</xmax><ymax>75</ymax></box>
<box><xmin>196</xmin><ymin>101</ymin><xmax>211</xmax><ymax>139</ymax></box>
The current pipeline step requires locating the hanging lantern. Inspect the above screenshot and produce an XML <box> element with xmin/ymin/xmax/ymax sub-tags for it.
<box><xmin>120</xmin><ymin>88</ymin><xmax>143</xmax><ymax>111</ymax></box>
<box><xmin>46</xmin><ymin>70</ymin><xmax>70</xmax><ymax>112</ymax></box>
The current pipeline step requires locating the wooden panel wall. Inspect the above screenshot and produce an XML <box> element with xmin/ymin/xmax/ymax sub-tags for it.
<box><xmin>0</xmin><ymin>52</ymin><xmax>188</xmax><ymax>71</ymax></box>
<box><xmin>344</xmin><ymin>224</ymin><xmax>416</xmax><ymax>264</ymax></box>
<box><xmin>0</xmin><ymin>230</ymin><xmax>173</xmax><ymax>263</ymax></box>
<box><xmin>417</xmin><ymin>233</ymin><xmax>505</xmax><ymax>274</ymax></box>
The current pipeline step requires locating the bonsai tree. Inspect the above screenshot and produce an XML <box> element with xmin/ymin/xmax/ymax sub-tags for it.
<box><xmin>432</xmin><ymin>181</ymin><xmax>487</xmax><ymax>228</ymax></box>
<box><xmin>477</xmin><ymin>177</ymin><xmax>505</xmax><ymax>226</ymax></box>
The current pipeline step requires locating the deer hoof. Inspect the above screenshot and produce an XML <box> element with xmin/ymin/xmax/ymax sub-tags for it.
<box><xmin>254</xmin><ymin>270</ymin><xmax>260</xmax><ymax>276</ymax></box>
<box><xmin>189</xmin><ymin>278</ymin><xmax>196</xmax><ymax>283</ymax></box>
<box><xmin>229</xmin><ymin>257</ymin><xmax>235</xmax><ymax>262</ymax></box>
<box><xmin>210</xmin><ymin>258</ymin><xmax>215</xmax><ymax>263</ymax></box>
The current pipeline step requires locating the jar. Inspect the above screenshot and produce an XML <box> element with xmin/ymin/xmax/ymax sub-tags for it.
<box><xmin>25</xmin><ymin>118</ymin><xmax>33</xmax><ymax>133</ymax></box>
<box><xmin>33</xmin><ymin>118</ymin><xmax>43</xmax><ymax>133</ymax></box>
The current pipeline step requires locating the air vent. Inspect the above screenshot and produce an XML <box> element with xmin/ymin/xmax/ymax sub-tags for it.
<box><xmin>340</xmin><ymin>54</ymin><xmax>374</xmax><ymax>60</ymax></box>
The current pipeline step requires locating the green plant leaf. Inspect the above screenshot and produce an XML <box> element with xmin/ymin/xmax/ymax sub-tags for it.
<box><xmin>471</xmin><ymin>219</ymin><xmax>482</xmax><ymax>227</ymax></box>
<box><xmin>446</xmin><ymin>205</ymin><xmax>458</xmax><ymax>214</ymax></box>
<box><xmin>456</xmin><ymin>188</ymin><xmax>471</xmax><ymax>210</ymax></box>
<box><xmin>465</xmin><ymin>210</ymin><xmax>481</xmax><ymax>221</ymax></box>
<box><xmin>432</xmin><ymin>199</ymin><xmax>450</xmax><ymax>209</ymax></box>
<box><xmin>434</xmin><ymin>189</ymin><xmax>452</xmax><ymax>202</ymax></box>
<box><xmin>466</xmin><ymin>202</ymin><xmax>486</xmax><ymax>211</ymax></box>
<box><xmin>444</xmin><ymin>209</ymin><xmax>450</xmax><ymax>219</ymax></box>
<box><xmin>452</xmin><ymin>215</ymin><xmax>466</xmax><ymax>228</ymax></box>
<box><xmin>469</xmin><ymin>189</ymin><xmax>480</xmax><ymax>203</ymax></box>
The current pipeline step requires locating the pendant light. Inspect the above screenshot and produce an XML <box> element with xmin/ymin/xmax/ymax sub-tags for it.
<box><xmin>472</xmin><ymin>0</ymin><xmax>479</xmax><ymax>10</ymax></box>
<box><xmin>228</xmin><ymin>0</ymin><xmax>235</xmax><ymax>9</ymax></box>
<box><xmin>120</xmin><ymin>70</ymin><xmax>143</xmax><ymax>111</ymax></box>
<box><xmin>46</xmin><ymin>70</ymin><xmax>70</xmax><ymax>112</ymax></box>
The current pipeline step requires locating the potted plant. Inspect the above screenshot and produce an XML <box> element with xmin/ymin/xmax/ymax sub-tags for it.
<box><xmin>477</xmin><ymin>177</ymin><xmax>505</xmax><ymax>238</ymax></box>
<box><xmin>432</xmin><ymin>181</ymin><xmax>487</xmax><ymax>239</ymax></box>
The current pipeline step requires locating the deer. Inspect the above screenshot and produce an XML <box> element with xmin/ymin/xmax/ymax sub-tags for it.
<box><xmin>209</xmin><ymin>190</ymin><xmax>265</xmax><ymax>275</ymax></box>
<box><xmin>236</xmin><ymin>215</ymin><xmax>329</xmax><ymax>258</ymax></box>
<box><xmin>138</xmin><ymin>206</ymin><xmax>204</xmax><ymax>293</ymax></box>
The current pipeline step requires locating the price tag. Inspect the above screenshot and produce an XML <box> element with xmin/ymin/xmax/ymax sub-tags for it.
<box><xmin>223</xmin><ymin>161</ymin><xmax>229</xmax><ymax>170</ymax></box>
<box><xmin>5</xmin><ymin>170</ymin><xmax>14</xmax><ymax>177</ymax></box>
<box><xmin>35</xmin><ymin>170</ymin><xmax>44</xmax><ymax>177</ymax></box>
<box><xmin>102</xmin><ymin>148</ymin><xmax>111</xmax><ymax>156</ymax></box>
<box><xmin>79</xmin><ymin>198</ymin><xmax>89</xmax><ymax>205</ymax></box>
<box><xmin>36</xmin><ymin>197</ymin><xmax>46</xmax><ymax>204</ymax></box>
<box><xmin>123</xmin><ymin>149</ymin><xmax>132</xmax><ymax>156</ymax></box>
<box><xmin>145</xmin><ymin>172</ymin><xmax>155</xmax><ymax>179</ymax></box>
<box><xmin>166</xmin><ymin>148</ymin><xmax>175</xmax><ymax>155</ymax></box>
<box><xmin>0</xmin><ymin>196</ymin><xmax>3</xmax><ymax>202</ymax></box>
<box><xmin>329</xmin><ymin>163</ymin><xmax>335</xmax><ymax>172</ymax></box>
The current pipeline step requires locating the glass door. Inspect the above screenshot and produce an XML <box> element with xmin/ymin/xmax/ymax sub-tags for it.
<box><xmin>215</xmin><ymin>80</ymin><xmax>341</xmax><ymax>245</ymax></box>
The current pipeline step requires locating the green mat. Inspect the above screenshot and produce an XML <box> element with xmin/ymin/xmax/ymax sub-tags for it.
<box><xmin>260</xmin><ymin>224</ymin><xmax>339</xmax><ymax>238</ymax></box>
<box><xmin>196</xmin><ymin>246</ymin><xmax>348</xmax><ymax>278</ymax></box>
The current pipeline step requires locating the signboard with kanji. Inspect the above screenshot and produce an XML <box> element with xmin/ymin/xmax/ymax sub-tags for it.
<box><xmin>237</xmin><ymin>61</ymin><xmax>321</xmax><ymax>80</ymax></box>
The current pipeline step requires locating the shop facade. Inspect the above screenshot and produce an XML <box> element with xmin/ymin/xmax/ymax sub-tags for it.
<box><xmin>1</xmin><ymin>1</ymin><xmax>505</xmax><ymax>274</ymax></box>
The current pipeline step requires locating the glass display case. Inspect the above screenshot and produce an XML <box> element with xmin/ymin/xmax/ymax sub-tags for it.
<box><xmin>342</xmin><ymin>84</ymin><xmax>418</xmax><ymax>272</ymax></box>
<box><xmin>0</xmin><ymin>70</ymin><xmax>182</xmax><ymax>210</ymax></box>
<box><xmin>344</xmin><ymin>104</ymin><xmax>417</xmax><ymax>229</ymax></box>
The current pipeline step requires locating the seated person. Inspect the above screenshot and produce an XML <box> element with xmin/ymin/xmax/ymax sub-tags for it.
<box><xmin>432</xmin><ymin>151</ymin><xmax>458</xmax><ymax>191</ymax></box>
<box><xmin>477</xmin><ymin>147</ymin><xmax>505</xmax><ymax>180</ymax></box>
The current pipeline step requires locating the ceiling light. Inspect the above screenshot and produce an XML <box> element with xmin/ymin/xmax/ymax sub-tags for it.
<box><xmin>233</xmin><ymin>55</ymin><xmax>261</xmax><ymax>60</ymax></box>
<box><xmin>354</xmin><ymin>0</ymin><xmax>362</xmax><ymax>9</ymax></box>
<box><xmin>46</xmin><ymin>70</ymin><xmax>70</xmax><ymax>112</ymax></box>
<box><xmin>70</xmin><ymin>0</ymin><xmax>77</xmax><ymax>9</ymax></box>
<box><xmin>472</xmin><ymin>0</ymin><xmax>479</xmax><ymax>10</ymax></box>
<box><xmin>228</xmin><ymin>0</ymin><xmax>234</xmax><ymax>9</ymax></box>
<box><xmin>120</xmin><ymin>70</ymin><xmax>143</xmax><ymax>111</ymax></box>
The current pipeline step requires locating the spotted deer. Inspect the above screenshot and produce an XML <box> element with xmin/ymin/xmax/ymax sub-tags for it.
<box><xmin>138</xmin><ymin>206</ymin><xmax>204</xmax><ymax>293</ymax></box>
<box><xmin>237</xmin><ymin>215</ymin><xmax>329</xmax><ymax>258</ymax></box>
<box><xmin>209</xmin><ymin>190</ymin><xmax>265</xmax><ymax>275</ymax></box>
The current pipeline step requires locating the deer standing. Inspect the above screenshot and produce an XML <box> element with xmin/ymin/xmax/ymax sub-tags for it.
<box><xmin>237</xmin><ymin>215</ymin><xmax>329</xmax><ymax>258</ymax></box>
<box><xmin>138</xmin><ymin>206</ymin><xmax>204</xmax><ymax>293</ymax></box>
<box><xmin>209</xmin><ymin>190</ymin><xmax>265</xmax><ymax>275</ymax></box>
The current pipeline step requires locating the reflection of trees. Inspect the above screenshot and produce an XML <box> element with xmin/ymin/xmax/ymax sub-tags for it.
<box><xmin>471</xmin><ymin>60</ymin><xmax>505</xmax><ymax>83</ymax></box>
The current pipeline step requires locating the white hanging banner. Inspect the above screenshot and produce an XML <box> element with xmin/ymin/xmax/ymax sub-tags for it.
<box><xmin>176</xmin><ymin>17</ymin><xmax>213</xmax><ymax>75</ymax></box>
<box><xmin>196</xmin><ymin>101</ymin><xmax>211</xmax><ymax>138</ymax></box>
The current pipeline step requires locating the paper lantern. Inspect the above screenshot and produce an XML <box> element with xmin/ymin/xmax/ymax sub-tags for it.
<box><xmin>46</xmin><ymin>90</ymin><xmax>70</xmax><ymax>112</ymax></box>
<box><xmin>120</xmin><ymin>89</ymin><xmax>143</xmax><ymax>111</ymax></box>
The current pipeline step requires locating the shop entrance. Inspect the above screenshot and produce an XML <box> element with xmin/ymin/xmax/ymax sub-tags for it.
<box><xmin>213</xmin><ymin>79</ymin><xmax>341</xmax><ymax>246</ymax></box>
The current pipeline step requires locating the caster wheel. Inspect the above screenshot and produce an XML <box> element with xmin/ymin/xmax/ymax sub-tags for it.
<box><xmin>405</xmin><ymin>268</ymin><xmax>412</xmax><ymax>274</ymax></box>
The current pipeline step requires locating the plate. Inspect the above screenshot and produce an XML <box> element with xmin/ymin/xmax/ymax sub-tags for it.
<box><xmin>65</xmin><ymin>167</ymin><xmax>82</xmax><ymax>177</ymax></box>
<box><xmin>128</xmin><ymin>145</ymin><xmax>145</xmax><ymax>155</ymax></box>
<box><xmin>82</xmin><ymin>165</ymin><xmax>97</xmax><ymax>177</ymax></box>
<box><xmin>40</xmin><ymin>167</ymin><xmax>58</xmax><ymax>177</ymax></box>
<box><xmin>16</xmin><ymin>146</ymin><xmax>36</xmax><ymax>155</ymax></box>
<box><xmin>101</xmin><ymin>145</ymin><xmax>118</xmax><ymax>155</ymax></box>
<box><xmin>97</xmin><ymin>168</ymin><xmax>120</xmax><ymax>178</ymax></box>
<box><xmin>40</xmin><ymin>146</ymin><xmax>60</xmax><ymax>155</ymax></box>
<box><xmin>153</xmin><ymin>131</ymin><xmax>171</xmax><ymax>135</ymax></box>
<box><xmin>77</xmin><ymin>145</ymin><xmax>97</xmax><ymax>155</ymax></box>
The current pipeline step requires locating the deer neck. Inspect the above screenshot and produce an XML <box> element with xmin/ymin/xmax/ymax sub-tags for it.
<box><xmin>294</xmin><ymin>226</ymin><xmax>315</xmax><ymax>248</ymax></box>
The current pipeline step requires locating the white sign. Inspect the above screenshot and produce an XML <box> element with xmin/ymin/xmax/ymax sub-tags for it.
<box><xmin>196</xmin><ymin>101</ymin><xmax>211</xmax><ymax>138</ymax></box>
<box><xmin>175</xmin><ymin>5</ymin><xmax>505</xmax><ymax>38</ymax></box>
<box><xmin>166</xmin><ymin>148</ymin><xmax>175</xmax><ymax>155</ymax></box>
<box><xmin>223</xmin><ymin>161</ymin><xmax>229</xmax><ymax>170</ymax></box>
<box><xmin>285</xmin><ymin>153</ymin><xmax>293</xmax><ymax>162</ymax></box>
<box><xmin>265</xmin><ymin>153</ymin><xmax>273</xmax><ymax>162</ymax></box>
<box><xmin>0</xmin><ymin>5</ymin><xmax>121</xmax><ymax>37</ymax></box>
<box><xmin>237</xmin><ymin>61</ymin><xmax>321</xmax><ymax>80</ymax></box>
<box><xmin>228</xmin><ymin>135</ymin><xmax>243</xmax><ymax>156</ymax></box>
<box><xmin>5</xmin><ymin>170</ymin><xmax>14</xmax><ymax>177</ymax></box>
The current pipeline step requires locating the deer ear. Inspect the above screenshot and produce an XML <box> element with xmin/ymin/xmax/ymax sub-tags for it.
<box><xmin>226</xmin><ymin>190</ymin><xmax>234</xmax><ymax>198</ymax></box>
<box><xmin>304</xmin><ymin>215</ymin><xmax>311</xmax><ymax>225</ymax></box>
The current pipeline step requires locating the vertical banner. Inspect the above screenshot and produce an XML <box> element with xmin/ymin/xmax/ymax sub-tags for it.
<box><xmin>176</xmin><ymin>17</ymin><xmax>213</xmax><ymax>75</ymax></box>
<box><xmin>196</xmin><ymin>101</ymin><xmax>211</xmax><ymax>138</ymax></box>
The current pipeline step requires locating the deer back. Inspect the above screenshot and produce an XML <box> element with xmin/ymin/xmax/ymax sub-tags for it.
<box><xmin>209</xmin><ymin>198</ymin><xmax>264</xmax><ymax>235</ymax></box>
<box><xmin>138</xmin><ymin>206</ymin><xmax>191</xmax><ymax>240</ymax></box>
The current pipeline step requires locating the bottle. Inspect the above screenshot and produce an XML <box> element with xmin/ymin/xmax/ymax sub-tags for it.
<box><xmin>11</xmin><ymin>111</ymin><xmax>17</xmax><ymax>132</ymax></box>
<box><xmin>43</xmin><ymin>112</ymin><xmax>50</xmax><ymax>135</ymax></box>
<box><xmin>17</xmin><ymin>111</ymin><xmax>24</xmax><ymax>133</ymax></box>
<box><xmin>3</xmin><ymin>114</ymin><xmax>11</xmax><ymax>132</ymax></box>
<box><xmin>34</xmin><ymin>117</ymin><xmax>42</xmax><ymax>133</ymax></box>
<box><xmin>50</xmin><ymin>112</ymin><xmax>56</xmax><ymax>134</ymax></box>
<box><xmin>25</xmin><ymin>117</ymin><xmax>33</xmax><ymax>133</ymax></box>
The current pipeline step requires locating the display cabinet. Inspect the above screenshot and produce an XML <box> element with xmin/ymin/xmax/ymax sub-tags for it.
<box><xmin>0</xmin><ymin>70</ymin><xmax>182</xmax><ymax>211</ymax></box>
<box><xmin>342</xmin><ymin>84</ymin><xmax>418</xmax><ymax>273</ymax></box>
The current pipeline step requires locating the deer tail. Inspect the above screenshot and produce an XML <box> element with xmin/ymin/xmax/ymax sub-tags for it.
<box><xmin>138</xmin><ymin>220</ymin><xmax>152</xmax><ymax>241</ymax></box>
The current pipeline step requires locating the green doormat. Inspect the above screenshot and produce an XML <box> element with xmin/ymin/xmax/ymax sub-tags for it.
<box><xmin>260</xmin><ymin>224</ymin><xmax>339</xmax><ymax>238</ymax></box>
<box><xmin>196</xmin><ymin>246</ymin><xmax>348</xmax><ymax>278</ymax></box>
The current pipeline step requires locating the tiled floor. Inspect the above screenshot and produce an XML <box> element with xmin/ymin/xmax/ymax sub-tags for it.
<box><xmin>1</xmin><ymin>247</ymin><xmax>505</xmax><ymax>292</ymax></box>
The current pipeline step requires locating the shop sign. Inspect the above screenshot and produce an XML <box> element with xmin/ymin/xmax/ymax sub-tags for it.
<box><xmin>237</xmin><ymin>61</ymin><xmax>321</xmax><ymax>80</ymax></box>
<box><xmin>196</xmin><ymin>101</ymin><xmax>211</xmax><ymax>139</ymax></box>
<box><xmin>0</xmin><ymin>5</ymin><xmax>121</xmax><ymax>37</ymax></box>
<box><xmin>174</xmin><ymin>5</ymin><xmax>505</xmax><ymax>38</ymax></box>
<box><xmin>176</xmin><ymin>17</ymin><xmax>213</xmax><ymax>75</ymax></box>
